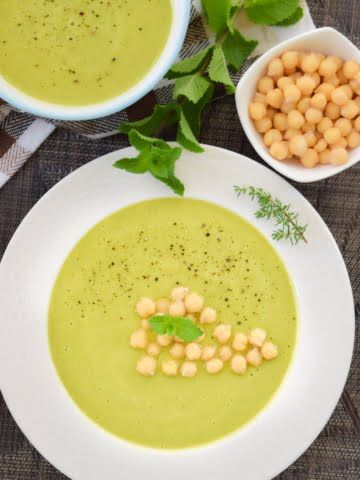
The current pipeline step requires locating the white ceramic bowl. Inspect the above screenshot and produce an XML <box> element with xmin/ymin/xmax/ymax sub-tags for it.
<box><xmin>0</xmin><ymin>0</ymin><xmax>190</xmax><ymax>121</ymax></box>
<box><xmin>236</xmin><ymin>28</ymin><xmax>360</xmax><ymax>183</ymax></box>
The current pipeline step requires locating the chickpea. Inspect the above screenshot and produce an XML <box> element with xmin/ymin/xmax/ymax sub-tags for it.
<box><xmin>140</xmin><ymin>318</ymin><xmax>150</xmax><ymax>331</ymax></box>
<box><xmin>342</xmin><ymin>85</ymin><xmax>354</xmax><ymax>99</ymax></box>
<box><xmin>305</xmin><ymin>108</ymin><xmax>323</xmax><ymax>125</ymax></box>
<box><xmin>301</xmin><ymin>53</ymin><xmax>321</xmax><ymax>73</ymax></box>
<box><xmin>347</xmin><ymin>129</ymin><xmax>360</xmax><ymax>148</ymax></box>
<box><xmin>330</xmin><ymin>138</ymin><xmax>347</xmax><ymax>149</ymax></box>
<box><xmin>232</xmin><ymin>332</ymin><xmax>248</xmax><ymax>352</ymax></box>
<box><xmin>288</xmin><ymin>110</ymin><xmax>306</xmax><ymax>130</ymax></box>
<box><xmin>280</xmin><ymin>101</ymin><xmax>296</xmax><ymax>114</ymax></box>
<box><xmin>354</xmin><ymin>116</ymin><xmax>360</xmax><ymax>132</ymax></box>
<box><xmin>169</xmin><ymin>300</ymin><xmax>186</xmax><ymax>317</ymax></box>
<box><xmin>249</xmin><ymin>328</ymin><xmax>267</xmax><ymax>347</ymax></box>
<box><xmin>257</xmin><ymin>76</ymin><xmax>274</xmax><ymax>94</ymax></box>
<box><xmin>147</xmin><ymin>342</ymin><xmax>161</xmax><ymax>357</ymax></box>
<box><xmin>284</xmin><ymin>85</ymin><xmax>301</xmax><ymax>103</ymax></box>
<box><xmin>249</xmin><ymin>102</ymin><xmax>267</xmax><ymax>120</ymax></box>
<box><xmin>266</xmin><ymin>88</ymin><xmax>284</xmax><ymax>109</ymax></box>
<box><xmin>185</xmin><ymin>342</ymin><xmax>202</xmax><ymax>361</ymax></box>
<box><xmin>350</xmin><ymin>78</ymin><xmax>360</xmax><ymax>95</ymax></box>
<box><xmin>329</xmin><ymin>148</ymin><xmax>348</xmax><ymax>165</ymax></box>
<box><xmin>218</xmin><ymin>345</ymin><xmax>233</xmax><ymax>362</ymax></box>
<box><xmin>304</xmin><ymin>131</ymin><xmax>317</xmax><ymax>148</ymax></box>
<box><xmin>302</xmin><ymin>122</ymin><xmax>316</xmax><ymax>133</ymax></box>
<box><xmin>343</xmin><ymin>60</ymin><xmax>360</xmax><ymax>79</ymax></box>
<box><xmin>261</xmin><ymin>342</ymin><xmax>279</xmax><ymax>360</ymax></box>
<box><xmin>341</xmin><ymin>100</ymin><xmax>360</xmax><ymax>120</ymax></box>
<box><xmin>319</xmin><ymin>149</ymin><xmax>332</xmax><ymax>165</ymax></box>
<box><xmin>156</xmin><ymin>298</ymin><xmax>170</xmax><ymax>314</ymax></box>
<box><xmin>331</xmin><ymin>86</ymin><xmax>351</xmax><ymax>106</ymax></box>
<box><xmin>319</xmin><ymin>57</ymin><xmax>338</xmax><ymax>77</ymax></box>
<box><xmin>157</xmin><ymin>334</ymin><xmax>173</xmax><ymax>347</ymax></box>
<box><xmin>277</xmin><ymin>76</ymin><xmax>294</xmax><ymax>90</ymax></box>
<box><xmin>289</xmin><ymin>135</ymin><xmax>308</xmax><ymax>156</ymax></box>
<box><xmin>301</xmin><ymin>149</ymin><xmax>319</xmax><ymax>168</ymax></box>
<box><xmin>297</xmin><ymin>97</ymin><xmax>311</xmax><ymax>114</ymax></box>
<box><xmin>170</xmin><ymin>342</ymin><xmax>185</xmax><ymax>359</ymax></box>
<box><xmin>281</xmin><ymin>51</ymin><xmax>299</xmax><ymax>71</ymax></box>
<box><xmin>263</xmin><ymin>129</ymin><xmax>283</xmax><ymax>147</ymax></box>
<box><xmin>317</xmin><ymin>117</ymin><xmax>333</xmax><ymax>134</ymax></box>
<box><xmin>326</xmin><ymin>74</ymin><xmax>341</xmax><ymax>88</ymax></box>
<box><xmin>130</xmin><ymin>329</ymin><xmax>148</xmax><ymax>349</ymax></box>
<box><xmin>268</xmin><ymin>58</ymin><xmax>284</xmax><ymax>77</ymax></box>
<box><xmin>254</xmin><ymin>92</ymin><xmax>267</xmax><ymax>105</ymax></box>
<box><xmin>337</xmin><ymin>67</ymin><xmax>349</xmax><ymax>85</ymax></box>
<box><xmin>205</xmin><ymin>358</ymin><xmax>224</xmax><ymax>374</ymax></box>
<box><xmin>314</xmin><ymin>138</ymin><xmax>328</xmax><ymax>153</ymax></box>
<box><xmin>325</xmin><ymin>102</ymin><xmax>341</xmax><ymax>120</ymax></box>
<box><xmin>270</xmin><ymin>141</ymin><xmax>289</xmax><ymax>161</ymax></box>
<box><xmin>171</xmin><ymin>286</ymin><xmax>189</xmax><ymax>301</ymax></box>
<box><xmin>181</xmin><ymin>361</ymin><xmax>197</xmax><ymax>378</ymax></box>
<box><xmin>290</xmin><ymin>71</ymin><xmax>302</xmax><ymax>82</ymax></box>
<box><xmin>136</xmin><ymin>297</ymin><xmax>156</xmax><ymax>318</ymax></box>
<box><xmin>273</xmin><ymin>112</ymin><xmax>288</xmax><ymax>131</ymax></box>
<box><xmin>255</xmin><ymin>117</ymin><xmax>273</xmax><ymax>133</ymax></box>
<box><xmin>284</xmin><ymin>128</ymin><xmax>302</xmax><ymax>140</ymax></box>
<box><xmin>200</xmin><ymin>307</ymin><xmax>217</xmax><ymax>324</ymax></box>
<box><xmin>231</xmin><ymin>354</ymin><xmax>247</xmax><ymax>375</ymax></box>
<box><xmin>310</xmin><ymin>93</ymin><xmax>327</xmax><ymax>111</ymax></box>
<box><xmin>296</xmin><ymin>75</ymin><xmax>316</xmax><ymax>96</ymax></box>
<box><xmin>136</xmin><ymin>355</ymin><xmax>156</xmax><ymax>376</ymax></box>
<box><xmin>213</xmin><ymin>324</ymin><xmax>232</xmax><ymax>344</ymax></box>
<box><xmin>324</xmin><ymin>127</ymin><xmax>342</xmax><ymax>145</ymax></box>
<box><xmin>316</xmin><ymin>82</ymin><xmax>335</xmax><ymax>100</ymax></box>
<box><xmin>335</xmin><ymin>118</ymin><xmax>353</xmax><ymax>137</ymax></box>
<box><xmin>162</xmin><ymin>359</ymin><xmax>178</xmax><ymax>376</ymax></box>
<box><xmin>246</xmin><ymin>348</ymin><xmax>263</xmax><ymax>367</ymax></box>
<box><xmin>201</xmin><ymin>345</ymin><xmax>217</xmax><ymax>361</ymax></box>
<box><xmin>184</xmin><ymin>293</ymin><xmax>204</xmax><ymax>313</ymax></box>
<box><xmin>332</xmin><ymin>56</ymin><xmax>343</xmax><ymax>70</ymax></box>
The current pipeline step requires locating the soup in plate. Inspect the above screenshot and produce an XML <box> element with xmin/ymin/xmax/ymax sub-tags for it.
<box><xmin>0</xmin><ymin>0</ymin><xmax>172</xmax><ymax>105</ymax></box>
<box><xmin>48</xmin><ymin>198</ymin><xmax>297</xmax><ymax>449</ymax></box>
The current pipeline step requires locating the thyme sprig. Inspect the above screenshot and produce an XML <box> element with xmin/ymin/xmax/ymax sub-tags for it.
<box><xmin>234</xmin><ymin>186</ymin><xmax>308</xmax><ymax>245</ymax></box>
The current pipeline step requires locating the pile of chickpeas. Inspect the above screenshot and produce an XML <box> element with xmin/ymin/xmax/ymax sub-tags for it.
<box><xmin>249</xmin><ymin>50</ymin><xmax>360</xmax><ymax>167</ymax></box>
<box><xmin>130</xmin><ymin>286</ymin><xmax>278</xmax><ymax>378</ymax></box>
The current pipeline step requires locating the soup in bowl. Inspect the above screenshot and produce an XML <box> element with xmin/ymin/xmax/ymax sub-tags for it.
<box><xmin>0</xmin><ymin>0</ymin><xmax>190</xmax><ymax>120</ymax></box>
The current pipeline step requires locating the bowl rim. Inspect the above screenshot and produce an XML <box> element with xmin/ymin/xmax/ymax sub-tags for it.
<box><xmin>235</xmin><ymin>27</ymin><xmax>360</xmax><ymax>183</ymax></box>
<box><xmin>0</xmin><ymin>0</ymin><xmax>191</xmax><ymax>121</ymax></box>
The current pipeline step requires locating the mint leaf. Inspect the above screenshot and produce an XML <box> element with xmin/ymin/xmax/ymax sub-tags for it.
<box><xmin>177</xmin><ymin>109</ymin><xmax>203</xmax><ymax>153</ymax></box>
<box><xmin>274</xmin><ymin>6</ymin><xmax>303</xmax><ymax>26</ymax></box>
<box><xmin>149</xmin><ymin>314</ymin><xmax>203</xmax><ymax>342</ymax></box>
<box><xmin>173</xmin><ymin>74</ymin><xmax>211</xmax><ymax>103</ymax></box>
<box><xmin>166</xmin><ymin>47</ymin><xmax>214</xmax><ymax>79</ymax></box>
<box><xmin>114</xmin><ymin>129</ymin><xmax>184</xmax><ymax>196</ymax></box>
<box><xmin>181</xmin><ymin>84</ymin><xmax>214</xmax><ymax>137</ymax></box>
<box><xmin>223</xmin><ymin>30</ymin><xmax>258</xmax><ymax>71</ymax></box>
<box><xmin>202</xmin><ymin>0</ymin><xmax>232</xmax><ymax>37</ymax></box>
<box><xmin>208</xmin><ymin>46</ymin><xmax>235</xmax><ymax>94</ymax></box>
<box><xmin>119</xmin><ymin>104</ymin><xmax>179</xmax><ymax>137</ymax></box>
<box><xmin>244</xmin><ymin>0</ymin><xmax>300</xmax><ymax>25</ymax></box>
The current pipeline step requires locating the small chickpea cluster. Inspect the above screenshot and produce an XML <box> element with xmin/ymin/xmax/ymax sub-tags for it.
<box><xmin>130</xmin><ymin>286</ymin><xmax>279</xmax><ymax>378</ymax></box>
<box><xmin>249</xmin><ymin>51</ymin><xmax>360</xmax><ymax>168</ymax></box>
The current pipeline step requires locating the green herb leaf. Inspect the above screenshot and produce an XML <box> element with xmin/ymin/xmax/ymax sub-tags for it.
<box><xmin>173</xmin><ymin>74</ymin><xmax>211</xmax><ymax>103</ymax></box>
<box><xmin>114</xmin><ymin>129</ymin><xmax>184</xmax><ymax>196</ymax></box>
<box><xmin>149</xmin><ymin>314</ymin><xmax>203</xmax><ymax>342</ymax></box>
<box><xmin>234</xmin><ymin>185</ymin><xmax>308</xmax><ymax>244</ymax></box>
<box><xmin>119</xmin><ymin>104</ymin><xmax>179</xmax><ymax>137</ymax></box>
<box><xmin>202</xmin><ymin>0</ymin><xmax>232</xmax><ymax>37</ymax></box>
<box><xmin>208</xmin><ymin>46</ymin><xmax>235</xmax><ymax>94</ymax></box>
<box><xmin>222</xmin><ymin>30</ymin><xmax>258</xmax><ymax>71</ymax></box>
<box><xmin>274</xmin><ymin>6</ymin><xmax>303</xmax><ymax>26</ymax></box>
<box><xmin>244</xmin><ymin>0</ymin><xmax>300</xmax><ymax>26</ymax></box>
<box><xmin>177</xmin><ymin>108</ymin><xmax>204</xmax><ymax>153</ymax></box>
<box><xmin>166</xmin><ymin>47</ymin><xmax>214</xmax><ymax>79</ymax></box>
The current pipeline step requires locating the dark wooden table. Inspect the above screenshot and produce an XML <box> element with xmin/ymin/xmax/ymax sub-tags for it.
<box><xmin>0</xmin><ymin>2</ymin><xmax>359</xmax><ymax>479</ymax></box>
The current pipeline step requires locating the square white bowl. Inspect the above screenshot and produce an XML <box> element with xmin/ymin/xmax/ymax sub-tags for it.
<box><xmin>235</xmin><ymin>27</ymin><xmax>360</xmax><ymax>183</ymax></box>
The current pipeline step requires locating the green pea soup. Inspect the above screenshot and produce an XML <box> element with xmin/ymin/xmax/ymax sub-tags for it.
<box><xmin>0</xmin><ymin>0</ymin><xmax>172</xmax><ymax>105</ymax></box>
<box><xmin>48</xmin><ymin>198</ymin><xmax>297</xmax><ymax>449</ymax></box>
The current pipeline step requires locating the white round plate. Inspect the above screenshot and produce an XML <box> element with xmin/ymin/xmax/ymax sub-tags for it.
<box><xmin>0</xmin><ymin>145</ymin><xmax>354</xmax><ymax>480</ymax></box>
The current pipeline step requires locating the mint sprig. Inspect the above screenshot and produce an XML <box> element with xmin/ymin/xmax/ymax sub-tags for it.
<box><xmin>149</xmin><ymin>314</ymin><xmax>203</xmax><ymax>342</ymax></box>
<box><xmin>115</xmin><ymin>0</ymin><xmax>303</xmax><ymax>195</ymax></box>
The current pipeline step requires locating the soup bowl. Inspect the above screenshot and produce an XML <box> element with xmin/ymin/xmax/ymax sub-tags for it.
<box><xmin>0</xmin><ymin>0</ymin><xmax>191</xmax><ymax>121</ymax></box>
